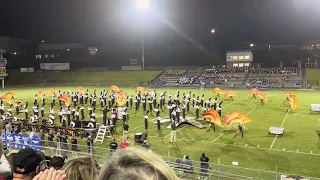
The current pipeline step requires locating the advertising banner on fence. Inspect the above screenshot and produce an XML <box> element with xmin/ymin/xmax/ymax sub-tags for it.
<box><xmin>121</xmin><ymin>65</ymin><xmax>142</xmax><ymax>71</ymax></box>
<box><xmin>40</xmin><ymin>63</ymin><xmax>70</xmax><ymax>71</ymax></box>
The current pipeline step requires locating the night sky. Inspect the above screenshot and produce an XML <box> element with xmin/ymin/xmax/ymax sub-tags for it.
<box><xmin>1</xmin><ymin>0</ymin><xmax>320</xmax><ymax>47</ymax></box>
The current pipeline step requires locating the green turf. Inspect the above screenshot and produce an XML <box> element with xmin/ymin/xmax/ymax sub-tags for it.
<box><xmin>2</xmin><ymin>87</ymin><xmax>320</xmax><ymax>178</ymax></box>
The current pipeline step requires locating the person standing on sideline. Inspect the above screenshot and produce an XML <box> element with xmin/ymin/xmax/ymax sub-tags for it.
<box><xmin>109</xmin><ymin>138</ymin><xmax>118</xmax><ymax>155</ymax></box>
<box><xmin>123</xmin><ymin>121</ymin><xmax>129</xmax><ymax>140</ymax></box>
<box><xmin>170</xmin><ymin>120</ymin><xmax>177</xmax><ymax>143</ymax></box>
<box><xmin>120</xmin><ymin>139</ymin><xmax>129</xmax><ymax>150</ymax></box>
<box><xmin>144</xmin><ymin>110</ymin><xmax>149</xmax><ymax>131</ymax></box>
<box><xmin>200</xmin><ymin>153</ymin><xmax>210</xmax><ymax>180</ymax></box>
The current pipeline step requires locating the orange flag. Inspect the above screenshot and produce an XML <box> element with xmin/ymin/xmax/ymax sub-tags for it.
<box><xmin>58</xmin><ymin>95</ymin><xmax>72</xmax><ymax>107</ymax></box>
<box><xmin>202</xmin><ymin>109</ymin><xmax>222</xmax><ymax>126</ymax></box>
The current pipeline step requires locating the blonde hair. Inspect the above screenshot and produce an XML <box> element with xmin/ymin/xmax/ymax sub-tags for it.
<box><xmin>99</xmin><ymin>147</ymin><xmax>179</xmax><ymax>180</ymax></box>
<box><xmin>62</xmin><ymin>156</ymin><xmax>98</xmax><ymax>180</ymax></box>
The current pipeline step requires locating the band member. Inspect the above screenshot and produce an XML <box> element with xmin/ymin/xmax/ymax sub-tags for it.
<box><xmin>142</xmin><ymin>97</ymin><xmax>146</xmax><ymax>111</ymax></box>
<box><xmin>154</xmin><ymin>104</ymin><xmax>160</xmax><ymax>117</ymax></box>
<box><xmin>100</xmin><ymin>107</ymin><xmax>109</xmax><ymax>126</ymax></box>
<box><xmin>186</xmin><ymin>99</ymin><xmax>190</xmax><ymax>112</ymax></box>
<box><xmin>48</xmin><ymin>114</ymin><xmax>54</xmax><ymax>125</ymax></box>
<box><xmin>144</xmin><ymin>110</ymin><xmax>149</xmax><ymax>130</ymax></box>
<box><xmin>42</xmin><ymin>94</ymin><xmax>46</xmax><ymax>106</ymax></box>
<box><xmin>192</xmin><ymin>94</ymin><xmax>195</xmax><ymax>107</ymax></box>
<box><xmin>34</xmin><ymin>105</ymin><xmax>39</xmax><ymax>117</ymax></box>
<box><xmin>70</xmin><ymin>120</ymin><xmax>76</xmax><ymax>128</ymax></box>
<box><xmin>25</xmin><ymin>107</ymin><xmax>29</xmax><ymax>119</ymax></box>
<box><xmin>182</xmin><ymin>103</ymin><xmax>186</xmax><ymax>119</ymax></box>
<box><xmin>153</xmin><ymin>96</ymin><xmax>157</xmax><ymax>109</ymax></box>
<box><xmin>122</xmin><ymin>109</ymin><xmax>127</xmax><ymax>124</ymax></box>
<box><xmin>171</xmin><ymin>107</ymin><xmax>176</xmax><ymax>122</ymax></box>
<box><xmin>207</xmin><ymin>122</ymin><xmax>216</xmax><ymax>132</ymax></box>
<box><xmin>89</xmin><ymin>94</ymin><xmax>93</xmax><ymax>105</ymax></box>
<box><xmin>202</xmin><ymin>103</ymin><xmax>207</xmax><ymax>120</ymax></box>
<box><xmin>156</xmin><ymin>115</ymin><xmax>161</xmax><ymax>130</ymax></box>
<box><xmin>213</xmin><ymin>98</ymin><xmax>218</xmax><ymax>110</ymax></box>
<box><xmin>71</xmin><ymin>106</ymin><xmax>75</xmax><ymax>120</ymax></box>
<box><xmin>257</xmin><ymin>98</ymin><xmax>264</xmax><ymax>106</ymax></box>
<box><xmin>168</xmin><ymin>95</ymin><xmax>172</xmax><ymax>106</ymax></box>
<box><xmin>90</xmin><ymin>110</ymin><xmax>96</xmax><ymax>120</ymax></box>
<box><xmin>100</xmin><ymin>97</ymin><xmax>104</xmax><ymax>108</ymax></box>
<box><xmin>200</xmin><ymin>94</ymin><xmax>204</xmax><ymax>107</ymax></box>
<box><xmin>85</xmin><ymin>90</ymin><xmax>89</xmax><ymax>104</ymax></box>
<box><xmin>34</xmin><ymin>94</ymin><xmax>38</xmax><ymax>105</ymax></box>
<box><xmin>73</xmin><ymin>95</ymin><xmax>77</xmax><ymax>107</ymax></box>
<box><xmin>148</xmin><ymin>98</ymin><xmax>153</xmax><ymax>112</ymax></box>
<box><xmin>195</xmin><ymin>104</ymin><xmax>199</xmax><ymax>119</ymax></box>
<box><xmin>135</xmin><ymin>97</ymin><xmax>139</xmax><ymax>111</ymax></box>
<box><xmin>58</xmin><ymin>108</ymin><xmax>63</xmax><ymax>123</ymax></box>
<box><xmin>80</xmin><ymin>105</ymin><xmax>85</xmax><ymax>120</ymax></box>
<box><xmin>0</xmin><ymin>103</ymin><xmax>4</xmax><ymax>115</ymax></box>
<box><xmin>15</xmin><ymin>103</ymin><xmax>20</xmax><ymax>115</ymax></box>
<box><xmin>7</xmin><ymin>105</ymin><xmax>12</xmax><ymax>117</ymax></box>
<box><xmin>49</xmin><ymin>105</ymin><xmax>54</xmax><ymax>114</ymax></box>
<box><xmin>217</xmin><ymin>105</ymin><xmax>222</xmax><ymax>117</ymax></box>
<box><xmin>108</xmin><ymin>96</ymin><xmax>112</xmax><ymax>109</ymax></box>
<box><xmin>283</xmin><ymin>96</ymin><xmax>290</xmax><ymax>105</ymax></box>
<box><xmin>30</xmin><ymin>115</ymin><xmax>36</xmax><ymax>124</ymax></box>
<box><xmin>80</xmin><ymin>93</ymin><xmax>84</xmax><ymax>105</ymax></box>
<box><xmin>75</xmin><ymin>107</ymin><xmax>80</xmax><ymax>121</ymax></box>
<box><xmin>176</xmin><ymin>106</ymin><xmax>180</xmax><ymax>122</ymax></box>
<box><xmin>234</xmin><ymin>124</ymin><xmax>244</xmax><ymax>139</ymax></box>
<box><xmin>130</xmin><ymin>95</ymin><xmax>133</xmax><ymax>108</ymax></box>
<box><xmin>160</xmin><ymin>95</ymin><xmax>164</xmax><ymax>109</ymax></box>
<box><xmin>40</xmin><ymin>105</ymin><xmax>45</xmax><ymax>117</ymax></box>
<box><xmin>126</xmin><ymin>96</ymin><xmax>129</xmax><ymax>107</ymax></box>
<box><xmin>287</xmin><ymin>104</ymin><xmax>291</xmax><ymax>112</ymax></box>
<box><xmin>62</xmin><ymin>114</ymin><xmax>67</xmax><ymax>127</ymax></box>
<box><xmin>206</xmin><ymin>98</ymin><xmax>211</xmax><ymax>108</ymax></box>
<box><xmin>67</xmin><ymin>108</ymin><xmax>71</xmax><ymax>125</ymax></box>
<box><xmin>168</xmin><ymin>103</ymin><xmax>173</xmax><ymax>119</ymax></box>
<box><xmin>229</xmin><ymin>95</ymin><xmax>234</xmax><ymax>102</ymax></box>
<box><xmin>52</xmin><ymin>93</ymin><xmax>56</xmax><ymax>106</ymax></box>
<box><xmin>252</xmin><ymin>93</ymin><xmax>257</xmax><ymax>99</ymax></box>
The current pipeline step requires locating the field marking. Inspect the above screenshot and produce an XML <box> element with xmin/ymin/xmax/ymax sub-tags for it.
<box><xmin>147</xmin><ymin>135</ymin><xmax>320</xmax><ymax>156</ymax></box>
<box><xmin>164</xmin><ymin>125</ymin><xmax>189</xmax><ymax>138</ymax></box>
<box><xmin>223</xmin><ymin>96</ymin><xmax>248</xmax><ymax>107</ymax></box>
<box><xmin>269</xmin><ymin>111</ymin><xmax>289</xmax><ymax>149</ymax></box>
<box><xmin>129</xmin><ymin>125</ymin><xmax>144</xmax><ymax>131</ymax></box>
<box><xmin>212</xmin><ymin>105</ymin><xmax>259</xmax><ymax>143</ymax></box>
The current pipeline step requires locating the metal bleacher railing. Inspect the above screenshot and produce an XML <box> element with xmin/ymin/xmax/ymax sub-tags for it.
<box><xmin>5</xmin><ymin>140</ymin><xmax>320</xmax><ymax>180</ymax></box>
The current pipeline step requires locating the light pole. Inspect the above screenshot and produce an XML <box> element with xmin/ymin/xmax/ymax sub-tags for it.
<box><xmin>136</xmin><ymin>0</ymin><xmax>149</xmax><ymax>71</ymax></box>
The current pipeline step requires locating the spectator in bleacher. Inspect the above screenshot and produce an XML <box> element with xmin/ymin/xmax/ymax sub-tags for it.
<box><xmin>98</xmin><ymin>147</ymin><xmax>179</xmax><ymax>180</ymax></box>
<box><xmin>62</xmin><ymin>156</ymin><xmax>98</xmax><ymax>180</ymax></box>
<box><xmin>12</xmin><ymin>148</ymin><xmax>42</xmax><ymax>180</ymax></box>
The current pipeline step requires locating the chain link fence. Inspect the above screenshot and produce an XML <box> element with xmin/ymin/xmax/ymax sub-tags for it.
<box><xmin>5</xmin><ymin>140</ymin><xmax>320</xmax><ymax>180</ymax></box>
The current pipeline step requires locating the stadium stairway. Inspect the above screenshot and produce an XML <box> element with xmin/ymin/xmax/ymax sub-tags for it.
<box><xmin>150</xmin><ymin>71</ymin><xmax>165</xmax><ymax>82</ymax></box>
<box><xmin>242</xmin><ymin>71</ymin><xmax>251</xmax><ymax>85</ymax></box>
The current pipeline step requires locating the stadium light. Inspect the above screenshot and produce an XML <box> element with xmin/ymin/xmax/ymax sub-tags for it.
<box><xmin>136</xmin><ymin>0</ymin><xmax>150</xmax><ymax>11</ymax></box>
<box><xmin>41</xmin><ymin>40</ymin><xmax>45</xmax><ymax>43</ymax></box>
<box><xmin>135</xmin><ymin>0</ymin><xmax>150</xmax><ymax>71</ymax></box>
<box><xmin>211</xmin><ymin>29</ymin><xmax>215</xmax><ymax>34</ymax></box>
<box><xmin>250</xmin><ymin>43</ymin><xmax>254</xmax><ymax>47</ymax></box>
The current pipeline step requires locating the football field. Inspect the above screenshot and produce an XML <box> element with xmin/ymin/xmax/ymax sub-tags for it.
<box><xmin>4</xmin><ymin>87</ymin><xmax>320</xmax><ymax>178</ymax></box>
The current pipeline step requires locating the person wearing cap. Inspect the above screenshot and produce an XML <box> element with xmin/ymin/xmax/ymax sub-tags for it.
<box><xmin>12</xmin><ymin>148</ymin><xmax>42</xmax><ymax>180</ymax></box>
<box><xmin>199</xmin><ymin>153</ymin><xmax>210</xmax><ymax>180</ymax></box>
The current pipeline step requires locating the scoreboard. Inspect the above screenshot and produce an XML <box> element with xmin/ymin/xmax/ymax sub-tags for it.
<box><xmin>0</xmin><ymin>58</ymin><xmax>7</xmax><ymax>78</ymax></box>
<box><xmin>226</xmin><ymin>51</ymin><xmax>253</xmax><ymax>62</ymax></box>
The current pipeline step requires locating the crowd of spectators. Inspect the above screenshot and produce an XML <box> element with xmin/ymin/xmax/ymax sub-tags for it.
<box><xmin>247</xmin><ymin>78</ymin><xmax>286</xmax><ymax>86</ymax></box>
<box><xmin>162</xmin><ymin>69</ymin><xmax>187</xmax><ymax>77</ymax></box>
<box><xmin>178</xmin><ymin>76</ymin><xmax>198</xmax><ymax>84</ymax></box>
<box><xmin>249</xmin><ymin>67</ymin><xmax>301</xmax><ymax>74</ymax></box>
<box><xmin>74</xmin><ymin>67</ymin><xmax>108</xmax><ymax>72</ymax></box>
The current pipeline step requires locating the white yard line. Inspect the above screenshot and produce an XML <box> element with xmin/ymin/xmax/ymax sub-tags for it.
<box><xmin>269</xmin><ymin>110</ymin><xmax>289</xmax><ymax>149</ymax></box>
<box><xmin>223</xmin><ymin>96</ymin><xmax>247</xmax><ymax>107</ymax></box>
<box><xmin>164</xmin><ymin>125</ymin><xmax>189</xmax><ymax>138</ymax></box>
<box><xmin>147</xmin><ymin>136</ymin><xmax>320</xmax><ymax>156</ymax></box>
<box><xmin>129</xmin><ymin>125</ymin><xmax>144</xmax><ymax>131</ymax></box>
<box><xmin>212</xmin><ymin>105</ymin><xmax>259</xmax><ymax>143</ymax></box>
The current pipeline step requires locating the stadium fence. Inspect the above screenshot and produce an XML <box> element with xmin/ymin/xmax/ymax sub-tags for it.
<box><xmin>5</xmin><ymin>141</ymin><xmax>320</xmax><ymax>180</ymax></box>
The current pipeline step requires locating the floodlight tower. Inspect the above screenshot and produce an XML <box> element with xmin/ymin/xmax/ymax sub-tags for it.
<box><xmin>136</xmin><ymin>0</ymin><xmax>150</xmax><ymax>71</ymax></box>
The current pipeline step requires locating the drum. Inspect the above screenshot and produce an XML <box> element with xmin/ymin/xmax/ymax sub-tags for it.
<box><xmin>135</xmin><ymin>132</ymin><xmax>143</xmax><ymax>143</ymax></box>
